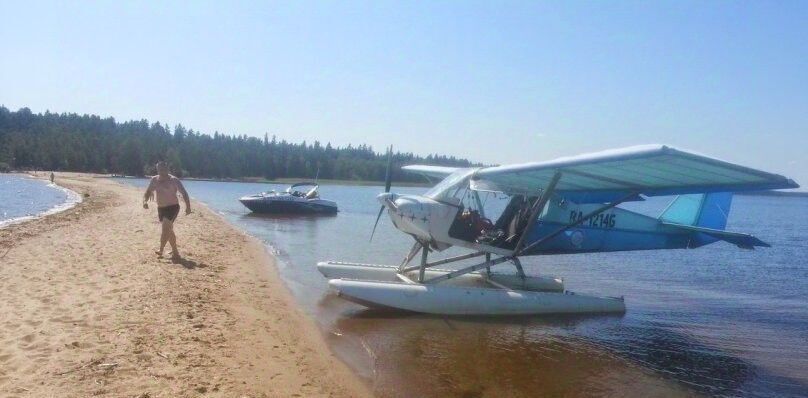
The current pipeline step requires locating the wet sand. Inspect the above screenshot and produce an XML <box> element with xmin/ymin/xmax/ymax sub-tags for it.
<box><xmin>0</xmin><ymin>173</ymin><xmax>369</xmax><ymax>397</ymax></box>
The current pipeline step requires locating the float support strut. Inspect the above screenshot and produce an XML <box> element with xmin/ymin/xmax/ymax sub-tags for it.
<box><xmin>399</xmin><ymin>241</ymin><xmax>423</xmax><ymax>272</ymax></box>
<box><xmin>418</xmin><ymin>245</ymin><xmax>429</xmax><ymax>283</ymax></box>
<box><xmin>401</xmin><ymin>251</ymin><xmax>486</xmax><ymax>274</ymax></box>
<box><xmin>485</xmin><ymin>253</ymin><xmax>491</xmax><ymax>276</ymax></box>
<box><xmin>424</xmin><ymin>256</ymin><xmax>513</xmax><ymax>284</ymax></box>
<box><xmin>512</xmin><ymin>257</ymin><xmax>526</xmax><ymax>280</ymax></box>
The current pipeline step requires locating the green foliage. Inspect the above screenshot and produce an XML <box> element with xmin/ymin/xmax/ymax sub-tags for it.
<box><xmin>0</xmin><ymin>106</ymin><xmax>480</xmax><ymax>181</ymax></box>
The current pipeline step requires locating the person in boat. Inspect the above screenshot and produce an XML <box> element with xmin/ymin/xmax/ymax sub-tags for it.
<box><xmin>143</xmin><ymin>161</ymin><xmax>191</xmax><ymax>260</ymax></box>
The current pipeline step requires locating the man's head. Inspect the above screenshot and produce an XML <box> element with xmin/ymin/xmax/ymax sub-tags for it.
<box><xmin>156</xmin><ymin>161</ymin><xmax>170</xmax><ymax>176</ymax></box>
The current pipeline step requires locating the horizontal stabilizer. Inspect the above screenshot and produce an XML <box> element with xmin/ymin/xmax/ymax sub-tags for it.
<box><xmin>662</xmin><ymin>222</ymin><xmax>769</xmax><ymax>249</ymax></box>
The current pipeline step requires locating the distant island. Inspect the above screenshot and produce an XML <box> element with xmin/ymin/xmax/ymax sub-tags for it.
<box><xmin>0</xmin><ymin>106</ymin><xmax>480</xmax><ymax>182</ymax></box>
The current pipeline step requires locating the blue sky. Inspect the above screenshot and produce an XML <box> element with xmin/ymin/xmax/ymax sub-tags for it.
<box><xmin>1</xmin><ymin>1</ymin><xmax>806</xmax><ymax>187</ymax></box>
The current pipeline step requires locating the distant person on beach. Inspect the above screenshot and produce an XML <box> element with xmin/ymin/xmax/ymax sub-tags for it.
<box><xmin>49</xmin><ymin>172</ymin><xmax>54</xmax><ymax>183</ymax></box>
<box><xmin>143</xmin><ymin>161</ymin><xmax>191</xmax><ymax>260</ymax></box>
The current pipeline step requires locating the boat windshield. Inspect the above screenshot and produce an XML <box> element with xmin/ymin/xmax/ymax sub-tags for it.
<box><xmin>424</xmin><ymin>169</ymin><xmax>475</xmax><ymax>201</ymax></box>
<box><xmin>285</xmin><ymin>182</ymin><xmax>318</xmax><ymax>196</ymax></box>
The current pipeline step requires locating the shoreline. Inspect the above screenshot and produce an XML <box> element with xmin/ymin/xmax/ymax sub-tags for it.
<box><xmin>0</xmin><ymin>173</ymin><xmax>83</xmax><ymax>229</ymax></box>
<box><xmin>0</xmin><ymin>173</ymin><xmax>370</xmax><ymax>397</ymax></box>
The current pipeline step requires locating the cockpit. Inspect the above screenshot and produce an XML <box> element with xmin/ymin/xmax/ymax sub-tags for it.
<box><xmin>424</xmin><ymin>169</ymin><xmax>540</xmax><ymax>249</ymax></box>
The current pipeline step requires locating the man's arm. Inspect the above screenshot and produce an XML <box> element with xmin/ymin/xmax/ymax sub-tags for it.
<box><xmin>143</xmin><ymin>178</ymin><xmax>155</xmax><ymax>209</ymax></box>
<box><xmin>177</xmin><ymin>179</ymin><xmax>192</xmax><ymax>214</ymax></box>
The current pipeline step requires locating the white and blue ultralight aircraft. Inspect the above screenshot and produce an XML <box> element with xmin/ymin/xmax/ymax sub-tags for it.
<box><xmin>317</xmin><ymin>145</ymin><xmax>798</xmax><ymax>315</ymax></box>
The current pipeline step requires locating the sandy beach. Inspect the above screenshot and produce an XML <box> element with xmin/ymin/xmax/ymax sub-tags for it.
<box><xmin>0</xmin><ymin>173</ymin><xmax>369</xmax><ymax>397</ymax></box>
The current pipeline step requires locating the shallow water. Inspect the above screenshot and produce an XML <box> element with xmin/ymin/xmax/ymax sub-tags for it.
<box><xmin>0</xmin><ymin>173</ymin><xmax>80</xmax><ymax>228</ymax></box>
<box><xmin>117</xmin><ymin>178</ymin><xmax>808</xmax><ymax>397</ymax></box>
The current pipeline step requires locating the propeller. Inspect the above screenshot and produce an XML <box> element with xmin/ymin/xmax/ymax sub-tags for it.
<box><xmin>370</xmin><ymin>145</ymin><xmax>393</xmax><ymax>242</ymax></box>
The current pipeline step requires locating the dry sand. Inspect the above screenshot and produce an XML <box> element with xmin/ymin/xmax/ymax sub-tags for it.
<box><xmin>0</xmin><ymin>173</ymin><xmax>370</xmax><ymax>397</ymax></box>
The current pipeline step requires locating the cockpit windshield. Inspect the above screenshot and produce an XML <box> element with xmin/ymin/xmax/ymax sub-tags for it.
<box><xmin>424</xmin><ymin>169</ymin><xmax>476</xmax><ymax>201</ymax></box>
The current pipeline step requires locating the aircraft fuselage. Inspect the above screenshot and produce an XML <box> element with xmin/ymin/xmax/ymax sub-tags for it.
<box><xmin>380</xmin><ymin>193</ymin><xmax>702</xmax><ymax>255</ymax></box>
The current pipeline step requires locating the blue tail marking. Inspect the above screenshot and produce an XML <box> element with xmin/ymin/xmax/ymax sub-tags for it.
<box><xmin>659</xmin><ymin>192</ymin><xmax>767</xmax><ymax>249</ymax></box>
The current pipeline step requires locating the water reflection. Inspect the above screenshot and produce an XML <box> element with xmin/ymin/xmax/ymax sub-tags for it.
<box><xmin>328</xmin><ymin>304</ymin><xmax>689</xmax><ymax>397</ymax></box>
<box><xmin>325</xmin><ymin>299</ymin><xmax>808</xmax><ymax>397</ymax></box>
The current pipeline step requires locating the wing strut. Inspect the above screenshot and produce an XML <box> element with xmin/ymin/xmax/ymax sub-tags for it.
<box><xmin>513</xmin><ymin>171</ymin><xmax>562</xmax><ymax>254</ymax></box>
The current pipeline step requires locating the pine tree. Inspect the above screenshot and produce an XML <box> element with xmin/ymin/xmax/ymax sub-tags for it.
<box><xmin>0</xmin><ymin>106</ymin><xmax>481</xmax><ymax>181</ymax></box>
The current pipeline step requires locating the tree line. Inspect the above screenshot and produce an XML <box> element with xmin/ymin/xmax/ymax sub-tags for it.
<box><xmin>0</xmin><ymin>106</ymin><xmax>480</xmax><ymax>182</ymax></box>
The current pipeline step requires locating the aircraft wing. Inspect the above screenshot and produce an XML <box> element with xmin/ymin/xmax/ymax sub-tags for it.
<box><xmin>471</xmin><ymin>145</ymin><xmax>799</xmax><ymax>203</ymax></box>
<box><xmin>401</xmin><ymin>165</ymin><xmax>466</xmax><ymax>179</ymax></box>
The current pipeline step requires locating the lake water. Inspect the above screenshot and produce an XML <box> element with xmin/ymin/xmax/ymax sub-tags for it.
<box><xmin>0</xmin><ymin>173</ymin><xmax>81</xmax><ymax>228</ymax></box>
<box><xmin>117</xmin><ymin>177</ymin><xmax>807</xmax><ymax>397</ymax></box>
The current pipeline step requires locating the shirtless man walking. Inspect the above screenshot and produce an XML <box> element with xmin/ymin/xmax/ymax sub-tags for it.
<box><xmin>143</xmin><ymin>161</ymin><xmax>192</xmax><ymax>260</ymax></box>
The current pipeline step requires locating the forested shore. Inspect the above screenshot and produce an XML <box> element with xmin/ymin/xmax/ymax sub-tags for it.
<box><xmin>0</xmin><ymin>106</ymin><xmax>479</xmax><ymax>182</ymax></box>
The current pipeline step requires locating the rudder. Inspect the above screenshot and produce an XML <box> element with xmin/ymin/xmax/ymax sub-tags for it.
<box><xmin>658</xmin><ymin>192</ymin><xmax>760</xmax><ymax>248</ymax></box>
<box><xmin>659</xmin><ymin>192</ymin><xmax>733</xmax><ymax>229</ymax></box>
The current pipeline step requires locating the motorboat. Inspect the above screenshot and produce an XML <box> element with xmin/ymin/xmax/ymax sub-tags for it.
<box><xmin>239</xmin><ymin>182</ymin><xmax>338</xmax><ymax>214</ymax></box>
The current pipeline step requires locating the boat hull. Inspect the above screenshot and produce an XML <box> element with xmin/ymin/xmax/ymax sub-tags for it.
<box><xmin>317</xmin><ymin>261</ymin><xmax>564</xmax><ymax>292</ymax></box>
<box><xmin>328</xmin><ymin>278</ymin><xmax>626</xmax><ymax>315</ymax></box>
<box><xmin>239</xmin><ymin>198</ymin><xmax>337</xmax><ymax>214</ymax></box>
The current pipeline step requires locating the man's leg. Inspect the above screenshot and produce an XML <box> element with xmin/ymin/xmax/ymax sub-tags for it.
<box><xmin>159</xmin><ymin>218</ymin><xmax>171</xmax><ymax>256</ymax></box>
<box><xmin>166</xmin><ymin>219</ymin><xmax>179</xmax><ymax>258</ymax></box>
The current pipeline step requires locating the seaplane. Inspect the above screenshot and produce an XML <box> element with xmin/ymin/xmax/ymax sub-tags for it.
<box><xmin>317</xmin><ymin>145</ymin><xmax>798</xmax><ymax>315</ymax></box>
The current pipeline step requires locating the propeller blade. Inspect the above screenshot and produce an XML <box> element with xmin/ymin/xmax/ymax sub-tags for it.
<box><xmin>371</xmin><ymin>145</ymin><xmax>393</xmax><ymax>242</ymax></box>
<box><xmin>369</xmin><ymin>205</ymin><xmax>385</xmax><ymax>242</ymax></box>
<box><xmin>384</xmin><ymin>145</ymin><xmax>393</xmax><ymax>193</ymax></box>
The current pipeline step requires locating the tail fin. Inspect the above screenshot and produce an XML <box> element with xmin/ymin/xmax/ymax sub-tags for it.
<box><xmin>659</xmin><ymin>192</ymin><xmax>768</xmax><ymax>249</ymax></box>
<box><xmin>659</xmin><ymin>192</ymin><xmax>732</xmax><ymax>230</ymax></box>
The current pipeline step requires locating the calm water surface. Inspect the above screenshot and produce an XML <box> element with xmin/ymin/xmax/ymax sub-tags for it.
<box><xmin>0</xmin><ymin>173</ymin><xmax>80</xmax><ymax>227</ymax></box>
<box><xmin>118</xmin><ymin>178</ymin><xmax>808</xmax><ymax>397</ymax></box>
